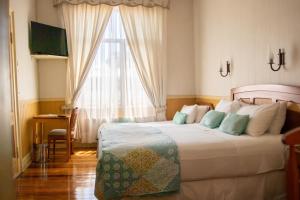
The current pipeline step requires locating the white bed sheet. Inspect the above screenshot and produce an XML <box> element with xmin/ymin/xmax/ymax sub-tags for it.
<box><xmin>97</xmin><ymin>121</ymin><xmax>286</xmax><ymax>182</ymax></box>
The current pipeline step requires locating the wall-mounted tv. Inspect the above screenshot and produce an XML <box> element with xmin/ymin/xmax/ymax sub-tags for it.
<box><xmin>30</xmin><ymin>21</ymin><xmax>68</xmax><ymax>57</ymax></box>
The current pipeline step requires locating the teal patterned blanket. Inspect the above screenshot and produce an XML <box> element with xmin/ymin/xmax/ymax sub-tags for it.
<box><xmin>95</xmin><ymin>124</ymin><xmax>180</xmax><ymax>200</ymax></box>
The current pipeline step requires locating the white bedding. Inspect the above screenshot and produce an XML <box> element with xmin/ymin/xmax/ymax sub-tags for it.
<box><xmin>98</xmin><ymin>121</ymin><xmax>286</xmax><ymax>182</ymax></box>
<box><xmin>122</xmin><ymin>171</ymin><xmax>286</xmax><ymax>200</ymax></box>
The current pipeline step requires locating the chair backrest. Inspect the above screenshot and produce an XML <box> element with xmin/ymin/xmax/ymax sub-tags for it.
<box><xmin>70</xmin><ymin>107</ymin><xmax>79</xmax><ymax>132</ymax></box>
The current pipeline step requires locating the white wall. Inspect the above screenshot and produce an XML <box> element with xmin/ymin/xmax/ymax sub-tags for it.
<box><xmin>36</xmin><ymin>0</ymin><xmax>62</xmax><ymax>28</ymax></box>
<box><xmin>10</xmin><ymin>0</ymin><xmax>39</xmax><ymax>100</ymax></box>
<box><xmin>194</xmin><ymin>0</ymin><xmax>300</xmax><ymax>97</ymax></box>
<box><xmin>36</xmin><ymin>0</ymin><xmax>195</xmax><ymax>99</ymax></box>
<box><xmin>38</xmin><ymin>60</ymin><xmax>67</xmax><ymax>100</ymax></box>
<box><xmin>167</xmin><ymin>0</ymin><xmax>195</xmax><ymax>96</ymax></box>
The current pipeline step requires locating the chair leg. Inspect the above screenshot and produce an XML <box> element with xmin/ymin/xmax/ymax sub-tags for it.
<box><xmin>48</xmin><ymin>138</ymin><xmax>50</xmax><ymax>159</ymax></box>
<box><xmin>53</xmin><ymin>139</ymin><xmax>56</xmax><ymax>157</ymax></box>
<box><xmin>71</xmin><ymin>140</ymin><xmax>74</xmax><ymax>155</ymax></box>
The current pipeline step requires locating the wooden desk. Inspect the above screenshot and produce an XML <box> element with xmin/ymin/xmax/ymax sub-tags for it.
<box><xmin>32</xmin><ymin>115</ymin><xmax>71</xmax><ymax>161</ymax></box>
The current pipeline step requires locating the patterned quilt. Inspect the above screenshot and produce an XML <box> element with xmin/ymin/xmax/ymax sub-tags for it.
<box><xmin>95</xmin><ymin>123</ymin><xmax>180</xmax><ymax>200</ymax></box>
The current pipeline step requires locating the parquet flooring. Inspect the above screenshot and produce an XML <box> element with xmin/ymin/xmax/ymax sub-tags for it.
<box><xmin>16</xmin><ymin>148</ymin><xmax>98</xmax><ymax>200</ymax></box>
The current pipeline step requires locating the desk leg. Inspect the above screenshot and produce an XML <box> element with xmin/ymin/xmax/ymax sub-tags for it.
<box><xmin>32</xmin><ymin>121</ymin><xmax>37</xmax><ymax>161</ymax></box>
<box><xmin>32</xmin><ymin>121</ymin><xmax>36</xmax><ymax>145</ymax></box>
<box><xmin>66</xmin><ymin>120</ymin><xmax>70</xmax><ymax>161</ymax></box>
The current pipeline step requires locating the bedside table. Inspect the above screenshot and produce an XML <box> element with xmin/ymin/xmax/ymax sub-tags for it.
<box><xmin>282</xmin><ymin>127</ymin><xmax>300</xmax><ymax>200</ymax></box>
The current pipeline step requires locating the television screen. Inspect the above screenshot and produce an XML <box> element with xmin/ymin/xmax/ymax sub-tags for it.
<box><xmin>30</xmin><ymin>21</ymin><xmax>68</xmax><ymax>57</ymax></box>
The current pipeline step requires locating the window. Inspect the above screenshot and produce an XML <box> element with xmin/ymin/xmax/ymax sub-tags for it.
<box><xmin>77</xmin><ymin>7</ymin><xmax>155</xmax><ymax>122</ymax></box>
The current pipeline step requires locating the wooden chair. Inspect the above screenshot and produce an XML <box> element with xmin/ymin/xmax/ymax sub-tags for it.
<box><xmin>48</xmin><ymin>107</ymin><xmax>79</xmax><ymax>159</ymax></box>
<box><xmin>282</xmin><ymin>127</ymin><xmax>300</xmax><ymax>200</ymax></box>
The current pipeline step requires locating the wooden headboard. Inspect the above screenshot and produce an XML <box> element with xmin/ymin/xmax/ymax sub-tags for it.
<box><xmin>231</xmin><ymin>84</ymin><xmax>300</xmax><ymax>133</ymax></box>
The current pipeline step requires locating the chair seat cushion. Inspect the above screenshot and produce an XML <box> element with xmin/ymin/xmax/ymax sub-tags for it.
<box><xmin>49</xmin><ymin>129</ymin><xmax>67</xmax><ymax>136</ymax></box>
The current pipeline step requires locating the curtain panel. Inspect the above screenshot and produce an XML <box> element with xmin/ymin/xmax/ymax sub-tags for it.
<box><xmin>60</xmin><ymin>3</ymin><xmax>113</xmax><ymax>105</ymax></box>
<box><xmin>53</xmin><ymin>0</ymin><xmax>170</xmax><ymax>9</ymax></box>
<box><xmin>119</xmin><ymin>5</ymin><xmax>168</xmax><ymax>121</ymax></box>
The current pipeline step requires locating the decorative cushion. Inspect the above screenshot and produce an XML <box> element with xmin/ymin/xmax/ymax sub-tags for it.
<box><xmin>180</xmin><ymin>105</ymin><xmax>198</xmax><ymax>124</ymax></box>
<box><xmin>237</xmin><ymin>103</ymin><xmax>279</xmax><ymax>136</ymax></box>
<box><xmin>200</xmin><ymin>110</ymin><xmax>226</xmax><ymax>129</ymax></box>
<box><xmin>219</xmin><ymin>113</ymin><xmax>250</xmax><ymax>135</ymax></box>
<box><xmin>215</xmin><ymin>99</ymin><xmax>240</xmax><ymax>113</ymax></box>
<box><xmin>173</xmin><ymin>111</ymin><xmax>188</xmax><ymax>124</ymax></box>
<box><xmin>195</xmin><ymin>105</ymin><xmax>210</xmax><ymax>123</ymax></box>
<box><xmin>49</xmin><ymin>129</ymin><xmax>67</xmax><ymax>136</ymax></box>
<box><xmin>268</xmin><ymin>102</ymin><xmax>287</xmax><ymax>135</ymax></box>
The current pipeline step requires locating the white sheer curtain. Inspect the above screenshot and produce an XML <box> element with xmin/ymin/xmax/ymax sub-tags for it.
<box><xmin>60</xmin><ymin>3</ymin><xmax>113</xmax><ymax>105</ymax></box>
<box><xmin>119</xmin><ymin>5</ymin><xmax>168</xmax><ymax>121</ymax></box>
<box><xmin>76</xmin><ymin>8</ymin><xmax>155</xmax><ymax>143</ymax></box>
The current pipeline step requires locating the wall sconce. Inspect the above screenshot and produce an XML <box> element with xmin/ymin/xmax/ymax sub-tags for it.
<box><xmin>219</xmin><ymin>61</ymin><xmax>231</xmax><ymax>77</ymax></box>
<box><xmin>268</xmin><ymin>49</ymin><xmax>285</xmax><ymax>72</ymax></box>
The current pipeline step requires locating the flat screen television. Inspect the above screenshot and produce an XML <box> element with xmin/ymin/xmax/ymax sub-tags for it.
<box><xmin>30</xmin><ymin>21</ymin><xmax>68</xmax><ymax>57</ymax></box>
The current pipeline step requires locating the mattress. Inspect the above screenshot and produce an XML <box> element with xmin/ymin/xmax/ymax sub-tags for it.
<box><xmin>97</xmin><ymin>121</ymin><xmax>286</xmax><ymax>182</ymax></box>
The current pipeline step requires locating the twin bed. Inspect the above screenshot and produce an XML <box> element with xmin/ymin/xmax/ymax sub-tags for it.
<box><xmin>95</xmin><ymin>84</ymin><xmax>300</xmax><ymax>200</ymax></box>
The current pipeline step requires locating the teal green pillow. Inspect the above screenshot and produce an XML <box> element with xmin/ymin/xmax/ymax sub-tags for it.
<box><xmin>219</xmin><ymin>113</ymin><xmax>250</xmax><ymax>135</ymax></box>
<box><xmin>173</xmin><ymin>111</ymin><xmax>187</xmax><ymax>124</ymax></box>
<box><xmin>200</xmin><ymin>110</ymin><xmax>225</xmax><ymax>128</ymax></box>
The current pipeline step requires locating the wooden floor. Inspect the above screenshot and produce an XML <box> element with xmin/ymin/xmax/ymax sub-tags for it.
<box><xmin>16</xmin><ymin>148</ymin><xmax>98</xmax><ymax>200</ymax></box>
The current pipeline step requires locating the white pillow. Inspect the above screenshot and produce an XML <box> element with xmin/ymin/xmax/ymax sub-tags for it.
<box><xmin>180</xmin><ymin>105</ymin><xmax>197</xmax><ymax>124</ymax></box>
<box><xmin>195</xmin><ymin>105</ymin><xmax>210</xmax><ymax>123</ymax></box>
<box><xmin>237</xmin><ymin>103</ymin><xmax>280</xmax><ymax>136</ymax></box>
<box><xmin>268</xmin><ymin>102</ymin><xmax>287</xmax><ymax>135</ymax></box>
<box><xmin>215</xmin><ymin>99</ymin><xmax>240</xmax><ymax>113</ymax></box>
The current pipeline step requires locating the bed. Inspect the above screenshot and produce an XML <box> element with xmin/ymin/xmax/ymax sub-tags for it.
<box><xmin>95</xmin><ymin>84</ymin><xmax>300</xmax><ymax>200</ymax></box>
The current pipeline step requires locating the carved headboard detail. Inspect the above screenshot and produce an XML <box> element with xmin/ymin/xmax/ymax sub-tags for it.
<box><xmin>231</xmin><ymin>84</ymin><xmax>300</xmax><ymax>133</ymax></box>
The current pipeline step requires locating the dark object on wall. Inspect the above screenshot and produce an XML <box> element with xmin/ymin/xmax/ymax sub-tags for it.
<box><xmin>30</xmin><ymin>21</ymin><xmax>68</xmax><ymax>57</ymax></box>
<box><xmin>268</xmin><ymin>49</ymin><xmax>285</xmax><ymax>72</ymax></box>
<box><xmin>219</xmin><ymin>61</ymin><xmax>231</xmax><ymax>77</ymax></box>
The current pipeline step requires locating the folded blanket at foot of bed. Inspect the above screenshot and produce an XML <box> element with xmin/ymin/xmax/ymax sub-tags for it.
<box><xmin>95</xmin><ymin>124</ymin><xmax>180</xmax><ymax>200</ymax></box>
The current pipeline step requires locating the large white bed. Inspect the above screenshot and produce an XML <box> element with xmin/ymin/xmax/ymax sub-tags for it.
<box><xmin>95</xmin><ymin>84</ymin><xmax>300</xmax><ymax>200</ymax></box>
<box><xmin>97</xmin><ymin>122</ymin><xmax>286</xmax><ymax>200</ymax></box>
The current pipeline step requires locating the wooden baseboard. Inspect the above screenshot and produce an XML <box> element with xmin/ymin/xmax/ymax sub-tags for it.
<box><xmin>48</xmin><ymin>142</ymin><xmax>97</xmax><ymax>149</ymax></box>
<box><xmin>196</xmin><ymin>95</ymin><xmax>226</xmax><ymax>108</ymax></box>
<box><xmin>22</xmin><ymin>152</ymin><xmax>32</xmax><ymax>172</ymax></box>
<box><xmin>74</xmin><ymin>142</ymin><xmax>97</xmax><ymax>148</ymax></box>
<box><xmin>166</xmin><ymin>97</ymin><xmax>196</xmax><ymax>120</ymax></box>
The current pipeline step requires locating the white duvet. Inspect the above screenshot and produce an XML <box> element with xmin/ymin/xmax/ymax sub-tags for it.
<box><xmin>98</xmin><ymin>121</ymin><xmax>286</xmax><ymax>182</ymax></box>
